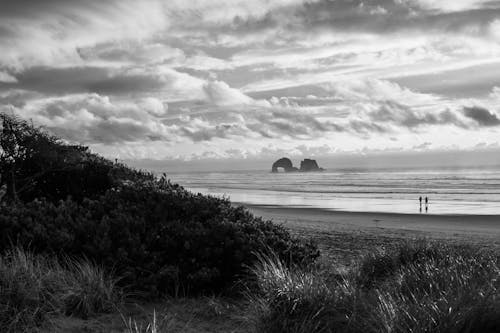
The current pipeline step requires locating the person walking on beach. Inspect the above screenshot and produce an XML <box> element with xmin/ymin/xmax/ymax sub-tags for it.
<box><xmin>425</xmin><ymin>196</ymin><xmax>429</xmax><ymax>212</ymax></box>
<box><xmin>419</xmin><ymin>196</ymin><xmax>422</xmax><ymax>212</ymax></box>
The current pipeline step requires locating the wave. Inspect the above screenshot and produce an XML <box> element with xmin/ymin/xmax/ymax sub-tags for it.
<box><xmin>169</xmin><ymin>169</ymin><xmax>500</xmax><ymax>214</ymax></box>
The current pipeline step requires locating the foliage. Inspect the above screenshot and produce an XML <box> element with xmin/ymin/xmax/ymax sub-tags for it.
<box><xmin>251</xmin><ymin>241</ymin><xmax>500</xmax><ymax>333</ymax></box>
<box><xmin>0</xmin><ymin>247</ymin><xmax>121</xmax><ymax>332</ymax></box>
<box><xmin>0</xmin><ymin>113</ymin><xmax>155</xmax><ymax>203</ymax></box>
<box><xmin>0</xmin><ymin>182</ymin><xmax>318</xmax><ymax>295</ymax></box>
<box><xmin>0</xmin><ymin>112</ymin><xmax>319</xmax><ymax>295</ymax></box>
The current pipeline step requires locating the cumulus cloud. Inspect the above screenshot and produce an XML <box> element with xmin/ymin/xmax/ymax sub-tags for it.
<box><xmin>369</xmin><ymin>101</ymin><xmax>465</xmax><ymax>128</ymax></box>
<box><xmin>4</xmin><ymin>94</ymin><xmax>176</xmax><ymax>144</ymax></box>
<box><xmin>463</xmin><ymin>106</ymin><xmax>500</xmax><ymax>126</ymax></box>
<box><xmin>202</xmin><ymin>80</ymin><xmax>271</xmax><ymax>107</ymax></box>
<box><xmin>203</xmin><ymin>81</ymin><xmax>256</xmax><ymax>106</ymax></box>
<box><xmin>139</xmin><ymin>97</ymin><xmax>168</xmax><ymax>116</ymax></box>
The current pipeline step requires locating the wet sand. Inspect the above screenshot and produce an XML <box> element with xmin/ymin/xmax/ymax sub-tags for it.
<box><xmin>242</xmin><ymin>204</ymin><xmax>500</xmax><ymax>265</ymax></box>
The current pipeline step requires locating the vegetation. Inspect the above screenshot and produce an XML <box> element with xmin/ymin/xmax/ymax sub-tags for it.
<box><xmin>0</xmin><ymin>190</ymin><xmax>318</xmax><ymax>295</ymax></box>
<box><xmin>0</xmin><ymin>113</ymin><xmax>318</xmax><ymax>295</ymax></box>
<box><xmin>0</xmin><ymin>113</ymin><xmax>318</xmax><ymax>330</ymax></box>
<box><xmin>250</xmin><ymin>240</ymin><xmax>500</xmax><ymax>333</ymax></box>
<box><xmin>0</xmin><ymin>247</ymin><xmax>121</xmax><ymax>332</ymax></box>
<box><xmin>2</xmin><ymin>113</ymin><xmax>498</xmax><ymax>333</ymax></box>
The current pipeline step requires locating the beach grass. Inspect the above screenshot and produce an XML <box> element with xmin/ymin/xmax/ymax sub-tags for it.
<box><xmin>2</xmin><ymin>239</ymin><xmax>499</xmax><ymax>333</ymax></box>
<box><xmin>0</xmin><ymin>247</ymin><xmax>122</xmax><ymax>332</ymax></box>
<box><xmin>249</xmin><ymin>240</ymin><xmax>500</xmax><ymax>333</ymax></box>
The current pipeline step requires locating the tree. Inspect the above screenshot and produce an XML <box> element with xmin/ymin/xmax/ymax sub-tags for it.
<box><xmin>0</xmin><ymin>113</ymin><xmax>90</xmax><ymax>201</ymax></box>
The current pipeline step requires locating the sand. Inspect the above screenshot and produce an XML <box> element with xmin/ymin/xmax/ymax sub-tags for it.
<box><xmin>242</xmin><ymin>204</ymin><xmax>500</xmax><ymax>265</ymax></box>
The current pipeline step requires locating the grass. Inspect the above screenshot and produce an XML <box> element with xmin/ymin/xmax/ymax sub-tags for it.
<box><xmin>2</xmin><ymin>240</ymin><xmax>499</xmax><ymax>333</ymax></box>
<box><xmin>250</xmin><ymin>240</ymin><xmax>500</xmax><ymax>333</ymax></box>
<box><xmin>0</xmin><ymin>247</ymin><xmax>122</xmax><ymax>332</ymax></box>
<box><xmin>120</xmin><ymin>296</ymin><xmax>251</xmax><ymax>333</ymax></box>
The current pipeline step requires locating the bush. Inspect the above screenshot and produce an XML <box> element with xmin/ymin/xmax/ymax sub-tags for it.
<box><xmin>0</xmin><ymin>181</ymin><xmax>319</xmax><ymax>295</ymax></box>
<box><xmin>0</xmin><ymin>247</ymin><xmax>121</xmax><ymax>332</ymax></box>
<box><xmin>0</xmin><ymin>113</ymin><xmax>156</xmax><ymax>203</ymax></box>
<box><xmin>0</xmin><ymin>113</ymin><xmax>319</xmax><ymax>295</ymax></box>
<box><xmin>251</xmin><ymin>241</ymin><xmax>500</xmax><ymax>333</ymax></box>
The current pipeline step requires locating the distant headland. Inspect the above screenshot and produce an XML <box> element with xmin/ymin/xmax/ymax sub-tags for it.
<box><xmin>271</xmin><ymin>157</ymin><xmax>325</xmax><ymax>173</ymax></box>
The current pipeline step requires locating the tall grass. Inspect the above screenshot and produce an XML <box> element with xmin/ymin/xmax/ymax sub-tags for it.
<box><xmin>250</xmin><ymin>240</ymin><xmax>500</xmax><ymax>333</ymax></box>
<box><xmin>0</xmin><ymin>247</ymin><xmax>122</xmax><ymax>332</ymax></box>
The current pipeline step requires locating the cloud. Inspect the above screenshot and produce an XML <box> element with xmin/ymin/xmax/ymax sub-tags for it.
<box><xmin>3</xmin><ymin>94</ymin><xmax>177</xmax><ymax>144</ymax></box>
<box><xmin>369</xmin><ymin>101</ymin><xmax>465</xmax><ymax>128</ymax></box>
<box><xmin>0</xmin><ymin>0</ymin><xmax>169</xmax><ymax>69</ymax></box>
<box><xmin>412</xmin><ymin>141</ymin><xmax>432</xmax><ymax>150</ymax></box>
<box><xmin>463</xmin><ymin>106</ymin><xmax>500</xmax><ymax>126</ymax></box>
<box><xmin>2</xmin><ymin>1</ymin><xmax>500</xmax><ymax>162</ymax></box>
<box><xmin>490</xmin><ymin>86</ymin><xmax>500</xmax><ymax>99</ymax></box>
<box><xmin>293</xmin><ymin>0</ymin><xmax>500</xmax><ymax>35</ymax></box>
<box><xmin>77</xmin><ymin>42</ymin><xmax>185</xmax><ymax>66</ymax></box>
<box><xmin>180</xmin><ymin>121</ymin><xmax>249</xmax><ymax>142</ymax></box>
<box><xmin>0</xmin><ymin>72</ymin><xmax>17</xmax><ymax>83</ymax></box>
<box><xmin>249</xmin><ymin>107</ymin><xmax>344</xmax><ymax>138</ymax></box>
<box><xmin>139</xmin><ymin>97</ymin><xmax>168</xmax><ymax>116</ymax></box>
<box><xmin>202</xmin><ymin>80</ymin><xmax>272</xmax><ymax>107</ymax></box>
<box><xmin>410</xmin><ymin>0</ymin><xmax>491</xmax><ymax>12</ymax></box>
<box><xmin>203</xmin><ymin>80</ymin><xmax>256</xmax><ymax>106</ymax></box>
<box><xmin>0</xmin><ymin>66</ymin><xmax>207</xmax><ymax>101</ymax></box>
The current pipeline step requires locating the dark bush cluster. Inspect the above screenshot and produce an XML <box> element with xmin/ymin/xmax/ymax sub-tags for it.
<box><xmin>0</xmin><ymin>113</ymin><xmax>319</xmax><ymax>295</ymax></box>
<box><xmin>0</xmin><ymin>113</ymin><xmax>156</xmax><ymax>203</ymax></box>
<box><xmin>0</xmin><ymin>184</ymin><xmax>318</xmax><ymax>294</ymax></box>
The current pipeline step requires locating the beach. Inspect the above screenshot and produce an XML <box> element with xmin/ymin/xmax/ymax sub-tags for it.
<box><xmin>170</xmin><ymin>168</ymin><xmax>500</xmax><ymax>215</ymax></box>
<box><xmin>169</xmin><ymin>168</ymin><xmax>500</xmax><ymax>264</ymax></box>
<box><xmin>243</xmin><ymin>204</ymin><xmax>500</xmax><ymax>264</ymax></box>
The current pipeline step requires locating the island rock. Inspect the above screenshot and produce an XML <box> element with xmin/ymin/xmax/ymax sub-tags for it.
<box><xmin>271</xmin><ymin>157</ymin><xmax>324</xmax><ymax>172</ymax></box>
<box><xmin>299</xmin><ymin>159</ymin><xmax>324</xmax><ymax>172</ymax></box>
<box><xmin>271</xmin><ymin>157</ymin><xmax>299</xmax><ymax>173</ymax></box>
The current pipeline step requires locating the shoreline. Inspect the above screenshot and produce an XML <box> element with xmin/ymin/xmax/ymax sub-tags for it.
<box><xmin>239</xmin><ymin>203</ymin><xmax>500</xmax><ymax>218</ymax></box>
<box><xmin>238</xmin><ymin>203</ymin><xmax>500</xmax><ymax>263</ymax></box>
<box><xmin>239</xmin><ymin>203</ymin><xmax>500</xmax><ymax>234</ymax></box>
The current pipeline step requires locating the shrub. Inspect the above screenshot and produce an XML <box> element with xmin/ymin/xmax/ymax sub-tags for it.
<box><xmin>0</xmin><ymin>182</ymin><xmax>319</xmax><ymax>295</ymax></box>
<box><xmin>0</xmin><ymin>113</ymin><xmax>319</xmax><ymax>295</ymax></box>
<box><xmin>0</xmin><ymin>113</ymin><xmax>156</xmax><ymax>203</ymax></box>
<box><xmin>251</xmin><ymin>241</ymin><xmax>500</xmax><ymax>333</ymax></box>
<box><xmin>0</xmin><ymin>247</ymin><xmax>121</xmax><ymax>332</ymax></box>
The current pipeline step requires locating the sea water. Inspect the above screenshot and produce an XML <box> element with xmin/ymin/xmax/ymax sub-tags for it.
<box><xmin>167</xmin><ymin>167</ymin><xmax>500</xmax><ymax>215</ymax></box>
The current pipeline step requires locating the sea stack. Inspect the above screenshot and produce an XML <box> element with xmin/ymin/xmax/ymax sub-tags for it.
<box><xmin>300</xmin><ymin>159</ymin><xmax>324</xmax><ymax>172</ymax></box>
<box><xmin>271</xmin><ymin>157</ymin><xmax>299</xmax><ymax>173</ymax></box>
<box><xmin>271</xmin><ymin>157</ymin><xmax>324</xmax><ymax>172</ymax></box>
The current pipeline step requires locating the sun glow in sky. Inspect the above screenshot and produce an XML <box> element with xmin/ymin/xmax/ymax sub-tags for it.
<box><xmin>1</xmin><ymin>0</ymin><xmax>500</xmax><ymax>170</ymax></box>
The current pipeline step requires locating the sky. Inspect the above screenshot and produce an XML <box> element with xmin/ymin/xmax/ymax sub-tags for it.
<box><xmin>1</xmin><ymin>0</ymin><xmax>500</xmax><ymax>171</ymax></box>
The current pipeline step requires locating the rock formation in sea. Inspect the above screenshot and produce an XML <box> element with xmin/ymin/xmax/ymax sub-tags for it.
<box><xmin>271</xmin><ymin>157</ymin><xmax>299</xmax><ymax>173</ymax></box>
<box><xmin>300</xmin><ymin>159</ymin><xmax>324</xmax><ymax>172</ymax></box>
<box><xmin>271</xmin><ymin>157</ymin><xmax>324</xmax><ymax>172</ymax></box>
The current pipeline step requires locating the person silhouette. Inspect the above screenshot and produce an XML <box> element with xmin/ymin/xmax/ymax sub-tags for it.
<box><xmin>419</xmin><ymin>196</ymin><xmax>422</xmax><ymax>213</ymax></box>
<box><xmin>425</xmin><ymin>196</ymin><xmax>429</xmax><ymax>212</ymax></box>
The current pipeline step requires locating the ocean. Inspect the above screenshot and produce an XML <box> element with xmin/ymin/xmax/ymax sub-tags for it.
<box><xmin>167</xmin><ymin>167</ymin><xmax>500</xmax><ymax>215</ymax></box>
